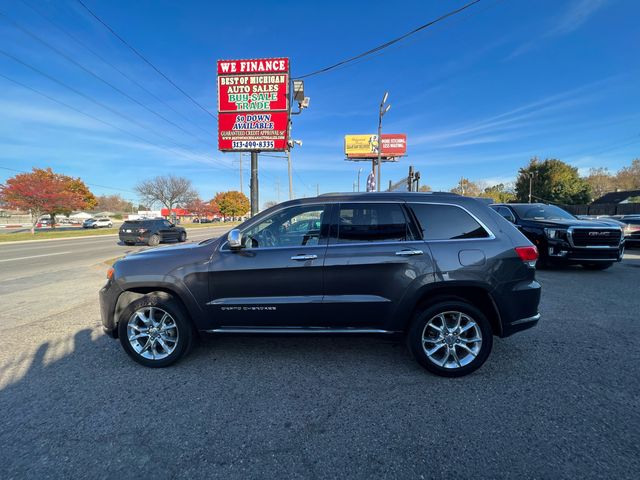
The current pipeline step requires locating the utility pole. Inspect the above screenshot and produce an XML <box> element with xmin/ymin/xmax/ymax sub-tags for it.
<box><xmin>287</xmin><ymin>149</ymin><xmax>293</xmax><ymax>200</ymax></box>
<box><xmin>276</xmin><ymin>178</ymin><xmax>280</xmax><ymax>203</ymax></box>
<box><xmin>238</xmin><ymin>152</ymin><xmax>243</xmax><ymax>194</ymax></box>
<box><xmin>408</xmin><ymin>165</ymin><xmax>414</xmax><ymax>192</ymax></box>
<box><xmin>316</xmin><ymin>184</ymin><xmax>320</xmax><ymax>196</ymax></box>
<box><xmin>250</xmin><ymin>152</ymin><xmax>258</xmax><ymax>216</ymax></box>
<box><xmin>377</xmin><ymin>92</ymin><xmax>391</xmax><ymax>192</ymax></box>
<box><xmin>415</xmin><ymin>171</ymin><xmax>421</xmax><ymax>192</ymax></box>
<box><xmin>357</xmin><ymin>167</ymin><xmax>362</xmax><ymax>192</ymax></box>
<box><xmin>528</xmin><ymin>172</ymin><xmax>535</xmax><ymax>203</ymax></box>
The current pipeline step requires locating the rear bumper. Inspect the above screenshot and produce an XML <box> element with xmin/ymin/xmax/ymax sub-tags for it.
<box><xmin>119</xmin><ymin>234</ymin><xmax>149</xmax><ymax>243</ymax></box>
<box><xmin>495</xmin><ymin>279</ymin><xmax>541</xmax><ymax>337</ymax></box>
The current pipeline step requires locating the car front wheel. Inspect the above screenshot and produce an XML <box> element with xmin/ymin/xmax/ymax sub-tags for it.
<box><xmin>407</xmin><ymin>300</ymin><xmax>493</xmax><ymax>377</ymax></box>
<box><xmin>118</xmin><ymin>292</ymin><xmax>193</xmax><ymax>367</ymax></box>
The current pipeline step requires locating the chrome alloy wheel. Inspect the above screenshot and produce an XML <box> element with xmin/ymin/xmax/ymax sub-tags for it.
<box><xmin>422</xmin><ymin>311</ymin><xmax>482</xmax><ymax>369</ymax></box>
<box><xmin>127</xmin><ymin>307</ymin><xmax>179</xmax><ymax>360</ymax></box>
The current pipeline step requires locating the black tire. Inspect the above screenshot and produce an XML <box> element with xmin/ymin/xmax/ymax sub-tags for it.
<box><xmin>178</xmin><ymin>231</ymin><xmax>187</xmax><ymax>242</ymax></box>
<box><xmin>117</xmin><ymin>292</ymin><xmax>194</xmax><ymax>368</ymax></box>
<box><xmin>124</xmin><ymin>241</ymin><xmax>135</xmax><ymax>246</ymax></box>
<box><xmin>93</xmin><ymin>224</ymin><xmax>98</xmax><ymax>229</ymax></box>
<box><xmin>407</xmin><ymin>300</ymin><xmax>493</xmax><ymax>377</ymax></box>
<box><xmin>581</xmin><ymin>262</ymin><xmax>613</xmax><ymax>270</ymax></box>
<box><xmin>148</xmin><ymin>234</ymin><xmax>161</xmax><ymax>246</ymax></box>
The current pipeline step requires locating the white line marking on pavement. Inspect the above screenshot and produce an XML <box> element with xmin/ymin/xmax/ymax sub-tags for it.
<box><xmin>0</xmin><ymin>251</ymin><xmax>72</xmax><ymax>263</ymax></box>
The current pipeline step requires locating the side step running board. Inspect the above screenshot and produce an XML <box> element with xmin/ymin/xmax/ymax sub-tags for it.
<box><xmin>205</xmin><ymin>328</ymin><xmax>396</xmax><ymax>334</ymax></box>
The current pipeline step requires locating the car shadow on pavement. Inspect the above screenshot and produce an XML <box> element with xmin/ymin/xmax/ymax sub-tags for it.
<box><xmin>3</xmin><ymin>322</ymin><xmax>636</xmax><ymax>478</ymax></box>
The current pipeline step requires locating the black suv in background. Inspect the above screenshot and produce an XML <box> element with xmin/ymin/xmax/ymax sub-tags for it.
<box><xmin>101</xmin><ymin>193</ymin><xmax>541</xmax><ymax>377</ymax></box>
<box><xmin>119</xmin><ymin>219</ymin><xmax>187</xmax><ymax>246</ymax></box>
<box><xmin>491</xmin><ymin>203</ymin><xmax>624</xmax><ymax>269</ymax></box>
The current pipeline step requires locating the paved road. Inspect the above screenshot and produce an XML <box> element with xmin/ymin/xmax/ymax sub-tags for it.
<box><xmin>0</xmin><ymin>247</ymin><xmax>639</xmax><ymax>478</ymax></box>
<box><xmin>0</xmin><ymin>225</ymin><xmax>231</xmax><ymax>330</ymax></box>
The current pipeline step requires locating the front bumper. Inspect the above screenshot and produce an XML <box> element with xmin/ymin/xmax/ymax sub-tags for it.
<box><xmin>546</xmin><ymin>239</ymin><xmax>623</xmax><ymax>263</ymax></box>
<box><xmin>99</xmin><ymin>279</ymin><xmax>123</xmax><ymax>338</ymax></box>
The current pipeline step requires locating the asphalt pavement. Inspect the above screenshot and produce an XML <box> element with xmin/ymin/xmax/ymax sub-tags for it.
<box><xmin>0</xmin><ymin>242</ymin><xmax>639</xmax><ymax>479</ymax></box>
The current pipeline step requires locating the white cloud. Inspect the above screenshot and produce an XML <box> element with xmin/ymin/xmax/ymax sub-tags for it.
<box><xmin>506</xmin><ymin>0</ymin><xmax>609</xmax><ymax>60</ymax></box>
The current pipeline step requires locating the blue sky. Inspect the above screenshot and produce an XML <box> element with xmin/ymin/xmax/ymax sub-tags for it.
<box><xmin>0</xmin><ymin>0</ymin><xmax>638</xmax><ymax>206</ymax></box>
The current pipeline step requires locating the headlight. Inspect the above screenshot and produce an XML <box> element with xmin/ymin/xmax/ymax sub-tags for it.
<box><xmin>544</xmin><ymin>228</ymin><xmax>567</xmax><ymax>239</ymax></box>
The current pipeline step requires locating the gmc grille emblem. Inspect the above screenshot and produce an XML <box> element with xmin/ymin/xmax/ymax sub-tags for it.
<box><xmin>588</xmin><ymin>231</ymin><xmax>610</xmax><ymax>236</ymax></box>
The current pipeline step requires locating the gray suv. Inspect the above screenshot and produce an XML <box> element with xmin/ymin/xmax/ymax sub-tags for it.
<box><xmin>100</xmin><ymin>192</ymin><xmax>541</xmax><ymax>377</ymax></box>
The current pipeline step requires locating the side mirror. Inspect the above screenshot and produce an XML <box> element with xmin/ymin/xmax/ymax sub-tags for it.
<box><xmin>228</xmin><ymin>229</ymin><xmax>242</xmax><ymax>249</ymax></box>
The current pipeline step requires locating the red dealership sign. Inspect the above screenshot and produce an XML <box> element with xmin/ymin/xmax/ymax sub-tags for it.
<box><xmin>217</xmin><ymin>58</ymin><xmax>290</xmax><ymax>151</ymax></box>
<box><xmin>380</xmin><ymin>134</ymin><xmax>407</xmax><ymax>156</ymax></box>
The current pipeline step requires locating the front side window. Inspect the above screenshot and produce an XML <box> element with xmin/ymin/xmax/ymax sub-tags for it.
<box><xmin>410</xmin><ymin>203</ymin><xmax>489</xmax><ymax>240</ymax></box>
<box><xmin>336</xmin><ymin>203</ymin><xmax>412</xmax><ymax>243</ymax></box>
<box><xmin>242</xmin><ymin>204</ymin><xmax>326</xmax><ymax>249</ymax></box>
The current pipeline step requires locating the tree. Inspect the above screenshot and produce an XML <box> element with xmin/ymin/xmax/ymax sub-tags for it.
<box><xmin>615</xmin><ymin>159</ymin><xmax>640</xmax><ymax>191</ymax></box>
<box><xmin>515</xmin><ymin>158</ymin><xmax>591</xmax><ymax>205</ymax></box>
<box><xmin>0</xmin><ymin>168</ymin><xmax>94</xmax><ymax>234</ymax></box>
<box><xmin>450</xmin><ymin>178</ymin><xmax>481</xmax><ymax>197</ymax></box>
<box><xmin>50</xmin><ymin>176</ymin><xmax>97</xmax><ymax>226</ymax></box>
<box><xmin>585</xmin><ymin>167</ymin><xmax>615</xmax><ymax>201</ymax></box>
<box><xmin>96</xmin><ymin>194</ymin><xmax>134</xmax><ymax>213</ymax></box>
<box><xmin>135</xmin><ymin>175</ymin><xmax>198</xmax><ymax>219</ymax></box>
<box><xmin>263</xmin><ymin>200</ymin><xmax>278</xmax><ymax>209</ymax></box>
<box><xmin>185</xmin><ymin>198</ymin><xmax>219</xmax><ymax>218</ymax></box>
<box><xmin>482</xmin><ymin>183</ymin><xmax>516</xmax><ymax>203</ymax></box>
<box><xmin>418</xmin><ymin>185</ymin><xmax>432</xmax><ymax>192</ymax></box>
<box><xmin>212</xmin><ymin>191</ymin><xmax>250</xmax><ymax>219</ymax></box>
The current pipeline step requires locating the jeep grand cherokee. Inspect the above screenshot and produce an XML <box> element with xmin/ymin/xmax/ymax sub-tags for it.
<box><xmin>100</xmin><ymin>192</ymin><xmax>541</xmax><ymax>377</ymax></box>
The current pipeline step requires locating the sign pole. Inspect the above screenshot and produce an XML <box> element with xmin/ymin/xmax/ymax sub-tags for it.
<box><xmin>250</xmin><ymin>152</ymin><xmax>259</xmax><ymax>216</ymax></box>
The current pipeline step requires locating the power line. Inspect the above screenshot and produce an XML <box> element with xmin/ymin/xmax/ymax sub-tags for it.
<box><xmin>0</xmin><ymin>69</ymin><xmax>237</xmax><ymax>177</ymax></box>
<box><xmin>75</xmin><ymin>0</ymin><xmax>217</xmax><ymax>120</ymax></box>
<box><xmin>0</xmin><ymin>49</ymin><xmax>238</xmax><ymax>175</ymax></box>
<box><xmin>0</xmin><ymin>10</ymin><xmax>213</xmax><ymax>148</ymax></box>
<box><xmin>20</xmin><ymin>0</ymin><xmax>213</xmax><ymax>138</ymax></box>
<box><xmin>294</xmin><ymin>0</ymin><xmax>482</xmax><ymax>79</ymax></box>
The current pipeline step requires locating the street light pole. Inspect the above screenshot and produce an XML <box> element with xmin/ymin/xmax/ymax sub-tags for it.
<box><xmin>377</xmin><ymin>92</ymin><xmax>391</xmax><ymax>192</ymax></box>
<box><xmin>357</xmin><ymin>167</ymin><xmax>362</xmax><ymax>192</ymax></box>
<box><xmin>528</xmin><ymin>172</ymin><xmax>535</xmax><ymax>203</ymax></box>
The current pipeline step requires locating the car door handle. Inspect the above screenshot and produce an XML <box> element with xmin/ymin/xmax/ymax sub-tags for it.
<box><xmin>291</xmin><ymin>254</ymin><xmax>318</xmax><ymax>261</ymax></box>
<box><xmin>395</xmin><ymin>249</ymin><xmax>423</xmax><ymax>256</ymax></box>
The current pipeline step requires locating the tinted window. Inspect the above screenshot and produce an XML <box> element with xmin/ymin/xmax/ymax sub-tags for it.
<box><xmin>336</xmin><ymin>203</ymin><xmax>412</xmax><ymax>243</ymax></box>
<box><xmin>410</xmin><ymin>204</ymin><xmax>489</xmax><ymax>240</ymax></box>
<box><xmin>511</xmin><ymin>204</ymin><xmax>575</xmax><ymax>220</ymax></box>
<box><xmin>242</xmin><ymin>204</ymin><xmax>327</xmax><ymax>248</ymax></box>
<box><xmin>492</xmin><ymin>206</ymin><xmax>515</xmax><ymax>222</ymax></box>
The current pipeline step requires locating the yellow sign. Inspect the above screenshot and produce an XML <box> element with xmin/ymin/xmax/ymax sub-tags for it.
<box><xmin>344</xmin><ymin>134</ymin><xmax>378</xmax><ymax>158</ymax></box>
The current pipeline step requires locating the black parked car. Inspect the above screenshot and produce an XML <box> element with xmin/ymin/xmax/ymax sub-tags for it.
<box><xmin>101</xmin><ymin>193</ymin><xmax>541</xmax><ymax>377</ymax></box>
<box><xmin>119</xmin><ymin>219</ymin><xmax>187</xmax><ymax>246</ymax></box>
<box><xmin>490</xmin><ymin>203</ymin><xmax>624</xmax><ymax>269</ymax></box>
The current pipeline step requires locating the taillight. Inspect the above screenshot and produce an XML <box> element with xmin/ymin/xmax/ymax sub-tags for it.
<box><xmin>515</xmin><ymin>246</ymin><xmax>538</xmax><ymax>267</ymax></box>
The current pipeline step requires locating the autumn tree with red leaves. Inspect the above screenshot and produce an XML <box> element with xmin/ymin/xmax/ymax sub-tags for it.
<box><xmin>184</xmin><ymin>198</ymin><xmax>219</xmax><ymax>219</ymax></box>
<box><xmin>0</xmin><ymin>168</ymin><xmax>97</xmax><ymax>234</ymax></box>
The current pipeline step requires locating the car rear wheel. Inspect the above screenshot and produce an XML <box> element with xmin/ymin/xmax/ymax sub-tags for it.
<box><xmin>581</xmin><ymin>262</ymin><xmax>613</xmax><ymax>270</ymax></box>
<box><xmin>407</xmin><ymin>300</ymin><xmax>493</xmax><ymax>377</ymax></box>
<box><xmin>178</xmin><ymin>231</ymin><xmax>187</xmax><ymax>242</ymax></box>
<box><xmin>148</xmin><ymin>234</ymin><xmax>161</xmax><ymax>246</ymax></box>
<box><xmin>118</xmin><ymin>293</ymin><xmax>193</xmax><ymax>367</ymax></box>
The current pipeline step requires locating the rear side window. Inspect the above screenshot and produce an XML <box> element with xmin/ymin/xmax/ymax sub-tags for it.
<box><xmin>336</xmin><ymin>203</ymin><xmax>413</xmax><ymax>243</ymax></box>
<box><xmin>410</xmin><ymin>204</ymin><xmax>489</xmax><ymax>240</ymax></box>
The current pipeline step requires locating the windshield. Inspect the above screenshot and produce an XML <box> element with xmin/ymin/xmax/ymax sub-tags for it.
<box><xmin>512</xmin><ymin>205</ymin><xmax>575</xmax><ymax>221</ymax></box>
